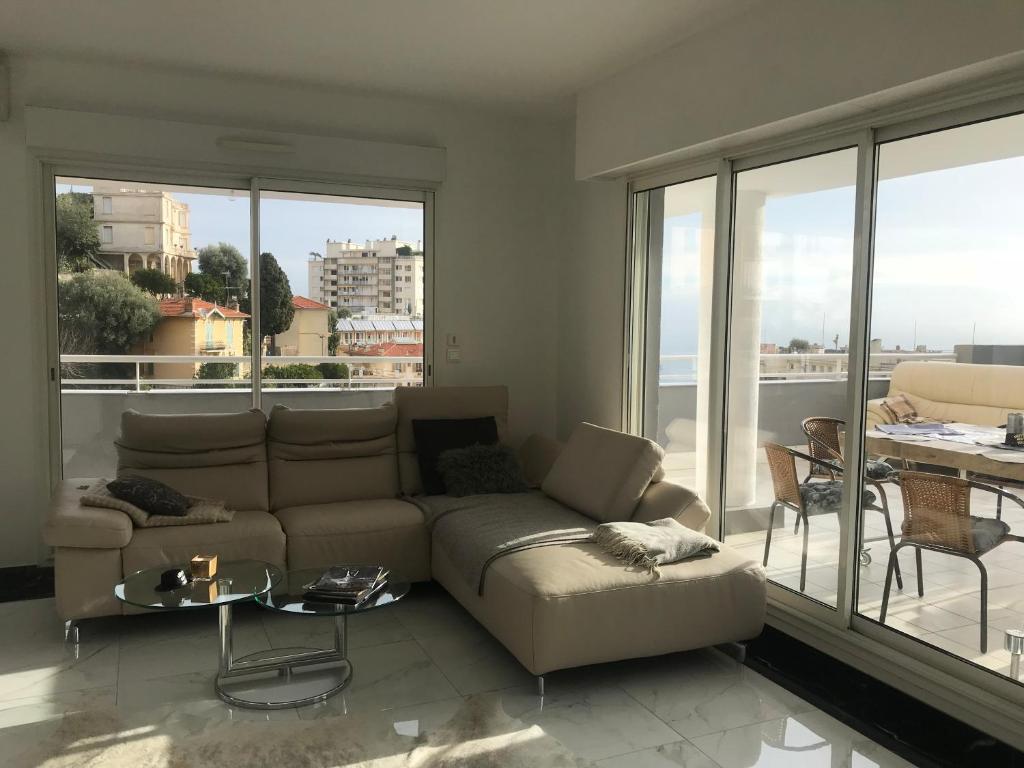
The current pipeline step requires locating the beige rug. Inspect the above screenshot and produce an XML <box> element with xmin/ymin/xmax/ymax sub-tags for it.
<box><xmin>14</xmin><ymin>694</ymin><xmax>595</xmax><ymax>768</ymax></box>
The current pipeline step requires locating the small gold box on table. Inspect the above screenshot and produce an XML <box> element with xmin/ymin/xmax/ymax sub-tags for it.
<box><xmin>190</xmin><ymin>554</ymin><xmax>218</xmax><ymax>580</ymax></box>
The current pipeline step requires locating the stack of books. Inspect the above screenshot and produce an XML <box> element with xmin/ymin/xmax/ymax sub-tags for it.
<box><xmin>303</xmin><ymin>565</ymin><xmax>389</xmax><ymax>605</ymax></box>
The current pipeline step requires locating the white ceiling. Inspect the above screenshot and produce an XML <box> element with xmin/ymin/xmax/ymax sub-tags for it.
<box><xmin>0</xmin><ymin>0</ymin><xmax>757</xmax><ymax>113</ymax></box>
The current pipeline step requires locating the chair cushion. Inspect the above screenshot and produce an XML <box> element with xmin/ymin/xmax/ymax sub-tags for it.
<box><xmin>971</xmin><ymin>516</ymin><xmax>1011</xmax><ymax>554</ymax></box>
<box><xmin>275</xmin><ymin>499</ymin><xmax>430</xmax><ymax>580</ymax></box>
<box><xmin>542</xmin><ymin>422</ymin><xmax>664</xmax><ymax>523</ymax></box>
<box><xmin>798</xmin><ymin>481</ymin><xmax>876</xmax><ymax>516</ymax></box>
<box><xmin>865</xmin><ymin>460</ymin><xmax>894</xmax><ymax>480</ymax></box>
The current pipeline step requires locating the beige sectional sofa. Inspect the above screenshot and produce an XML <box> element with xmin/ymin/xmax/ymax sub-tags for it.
<box><xmin>45</xmin><ymin>385</ymin><xmax>766</xmax><ymax>678</ymax></box>
<box><xmin>867</xmin><ymin>361</ymin><xmax>1024</xmax><ymax>430</ymax></box>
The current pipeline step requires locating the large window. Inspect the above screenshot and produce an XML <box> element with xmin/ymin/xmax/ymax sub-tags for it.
<box><xmin>856</xmin><ymin>112</ymin><xmax>1024</xmax><ymax>685</ymax></box>
<box><xmin>626</xmin><ymin>99</ymin><xmax>1024</xmax><ymax>724</ymax></box>
<box><xmin>52</xmin><ymin>175</ymin><xmax>429</xmax><ymax>477</ymax></box>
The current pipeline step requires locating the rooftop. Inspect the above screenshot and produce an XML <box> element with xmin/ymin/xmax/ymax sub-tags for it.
<box><xmin>291</xmin><ymin>295</ymin><xmax>329</xmax><ymax>311</ymax></box>
<box><xmin>157</xmin><ymin>297</ymin><xmax>249</xmax><ymax>319</ymax></box>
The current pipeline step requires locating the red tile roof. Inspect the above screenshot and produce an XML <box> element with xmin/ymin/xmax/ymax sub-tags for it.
<box><xmin>357</xmin><ymin>343</ymin><xmax>424</xmax><ymax>357</ymax></box>
<box><xmin>158</xmin><ymin>297</ymin><xmax>249</xmax><ymax>319</ymax></box>
<box><xmin>292</xmin><ymin>295</ymin><xmax>330</xmax><ymax>310</ymax></box>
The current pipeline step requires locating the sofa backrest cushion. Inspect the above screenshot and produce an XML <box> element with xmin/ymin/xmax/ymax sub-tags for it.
<box><xmin>116</xmin><ymin>409</ymin><xmax>269</xmax><ymax>511</ymax></box>
<box><xmin>267</xmin><ymin>403</ymin><xmax>398</xmax><ymax>509</ymax></box>
<box><xmin>542</xmin><ymin>422</ymin><xmax>664</xmax><ymax>523</ymax></box>
<box><xmin>888</xmin><ymin>361</ymin><xmax>1024</xmax><ymax>427</ymax></box>
<box><xmin>393</xmin><ymin>386</ymin><xmax>509</xmax><ymax>495</ymax></box>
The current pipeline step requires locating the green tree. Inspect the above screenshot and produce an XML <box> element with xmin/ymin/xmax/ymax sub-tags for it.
<box><xmin>396</xmin><ymin>245</ymin><xmax>412</xmax><ymax>256</ymax></box>
<box><xmin>195</xmin><ymin>362</ymin><xmax>238</xmax><ymax>380</ymax></box>
<box><xmin>789</xmin><ymin>338</ymin><xmax>811</xmax><ymax>353</ymax></box>
<box><xmin>58</xmin><ymin>270</ymin><xmax>160</xmax><ymax>354</ymax></box>
<box><xmin>197</xmin><ymin>243</ymin><xmax>248</xmax><ymax>301</ymax></box>
<box><xmin>184</xmin><ymin>271</ymin><xmax>226</xmax><ymax>303</ymax></box>
<box><xmin>327</xmin><ymin>309</ymin><xmax>341</xmax><ymax>355</ymax></box>
<box><xmin>316</xmin><ymin>362</ymin><xmax>349</xmax><ymax>381</ymax></box>
<box><xmin>131</xmin><ymin>268</ymin><xmax>178</xmax><ymax>296</ymax></box>
<box><xmin>335</xmin><ymin>306</ymin><xmax>352</xmax><ymax>320</ymax></box>
<box><xmin>257</xmin><ymin>252</ymin><xmax>295</xmax><ymax>337</ymax></box>
<box><xmin>55</xmin><ymin>192</ymin><xmax>101</xmax><ymax>272</ymax></box>
<box><xmin>262</xmin><ymin>363</ymin><xmax>321</xmax><ymax>388</ymax></box>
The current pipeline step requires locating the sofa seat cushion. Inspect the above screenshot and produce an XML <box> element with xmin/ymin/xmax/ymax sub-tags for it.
<box><xmin>275</xmin><ymin>499</ymin><xmax>430</xmax><ymax>581</ymax></box>
<box><xmin>432</xmin><ymin>539</ymin><xmax>766</xmax><ymax>675</ymax></box>
<box><xmin>122</xmin><ymin>509</ymin><xmax>285</xmax><ymax>575</ymax></box>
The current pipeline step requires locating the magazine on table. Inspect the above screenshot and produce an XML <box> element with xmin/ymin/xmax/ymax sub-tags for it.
<box><xmin>303</xmin><ymin>565</ymin><xmax>389</xmax><ymax>604</ymax></box>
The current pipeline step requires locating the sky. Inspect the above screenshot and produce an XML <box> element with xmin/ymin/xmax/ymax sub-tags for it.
<box><xmin>658</xmin><ymin>151</ymin><xmax>1024</xmax><ymax>377</ymax></box>
<box><xmin>58</xmin><ymin>182</ymin><xmax>424</xmax><ymax>299</ymax></box>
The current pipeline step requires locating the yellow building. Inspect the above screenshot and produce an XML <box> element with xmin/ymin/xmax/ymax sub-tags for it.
<box><xmin>138</xmin><ymin>298</ymin><xmax>248</xmax><ymax>382</ymax></box>
<box><xmin>274</xmin><ymin>296</ymin><xmax>331</xmax><ymax>356</ymax></box>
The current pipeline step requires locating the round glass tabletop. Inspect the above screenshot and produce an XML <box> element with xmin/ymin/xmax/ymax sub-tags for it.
<box><xmin>114</xmin><ymin>559</ymin><xmax>283</xmax><ymax>610</ymax></box>
<box><xmin>256</xmin><ymin>569</ymin><xmax>410</xmax><ymax>616</ymax></box>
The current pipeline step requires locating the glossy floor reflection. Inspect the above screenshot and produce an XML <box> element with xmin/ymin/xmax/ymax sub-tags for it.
<box><xmin>0</xmin><ymin>587</ymin><xmax>916</xmax><ymax>767</ymax></box>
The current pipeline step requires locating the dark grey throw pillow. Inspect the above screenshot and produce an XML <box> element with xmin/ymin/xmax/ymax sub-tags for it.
<box><xmin>436</xmin><ymin>443</ymin><xmax>529</xmax><ymax>497</ymax></box>
<box><xmin>107</xmin><ymin>477</ymin><xmax>189</xmax><ymax>517</ymax></box>
<box><xmin>412</xmin><ymin>417</ymin><xmax>499</xmax><ymax>495</ymax></box>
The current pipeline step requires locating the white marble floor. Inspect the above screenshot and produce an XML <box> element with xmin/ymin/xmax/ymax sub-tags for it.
<box><xmin>0</xmin><ymin>586</ymin><xmax>917</xmax><ymax>767</ymax></box>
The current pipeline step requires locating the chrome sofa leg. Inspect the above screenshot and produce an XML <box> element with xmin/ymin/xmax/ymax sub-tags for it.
<box><xmin>537</xmin><ymin>675</ymin><xmax>545</xmax><ymax>697</ymax></box>
<box><xmin>64</xmin><ymin>620</ymin><xmax>79</xmax><ymax>645</ymax></box>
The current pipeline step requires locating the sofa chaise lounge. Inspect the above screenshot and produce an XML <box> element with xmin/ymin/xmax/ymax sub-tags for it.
<box><xmin>44</xmin><ymin>385</ymin><xmax>766</xmax><ymax>682</ymax></box>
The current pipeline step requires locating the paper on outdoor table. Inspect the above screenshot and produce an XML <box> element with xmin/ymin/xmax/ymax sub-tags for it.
<box><xmin>982</xmin><ymin>450</ymin><xmax>1024</xmax><ymax>463</ymax></box>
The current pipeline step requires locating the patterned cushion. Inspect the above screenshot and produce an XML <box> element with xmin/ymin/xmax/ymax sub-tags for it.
<box><xmin>799</xmin><ymin>481</ymin><xmax>877</xmax><ymax>516</ymax></box>
<box><xmin>971</xmin><ymin>516</ymin><xmax>1011</xmax><ymax>554</ymax></box>
<box><xmin>107</xmin><ymin>476</ymin><xmax>189</xmax><ymax>516</ymax></box>
<box><xmin>436</xmin><ymin>443</ymin><xmax>529</xmax><ymax>497</ymax></box>
<box><xmin>865</xmin><ymin>460</ymin><xmax>894</xmax><ymax>480</ymax></box>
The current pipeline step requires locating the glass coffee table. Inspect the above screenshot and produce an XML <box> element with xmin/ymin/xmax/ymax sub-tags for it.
<box><xmin>250</xmin><ymin>569</ymin><xmax>410</xmax><ymax>708</ymax></box>
<box><xmin>115</xmin><ymin>559</ymin><xmax>285</xmax><ymax>708</ymax></box>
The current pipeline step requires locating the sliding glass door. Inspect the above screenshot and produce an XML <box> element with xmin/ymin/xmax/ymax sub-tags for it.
<box><xmin>722</xmin><ymin>148</ymin><xmax>858</xmax><ymax>609</ymax></box>
<box><xmin>627</xmin><ymin>99</ymin><xmax>1024</xmax><ymax>723</ymax></box>
<box><xmin>855</xmin><ymin>111</ymin><xmax>1024</xmax><ymax>684</ymax></box>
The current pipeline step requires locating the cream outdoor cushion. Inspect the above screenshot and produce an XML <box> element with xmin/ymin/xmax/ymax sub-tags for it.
<box><xmin>867</xmin><ymin>361</ymin><xmax>1024</xmax><ymax>429</ymax></box>
<box><xmin>542</xmin><ymin>422</ymin><xmax>665</xmax><ymax>522</ymax></box>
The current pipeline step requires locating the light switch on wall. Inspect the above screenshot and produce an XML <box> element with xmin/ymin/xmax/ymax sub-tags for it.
<box><xmin>446</xmin><ymin>347</ymin><xmax>461</xmax><ymax>363</ymax></box>
<box><xmin>445</xmin><ymin>334</ymin><xmax>458</xmax><ymax>346</ymax></box>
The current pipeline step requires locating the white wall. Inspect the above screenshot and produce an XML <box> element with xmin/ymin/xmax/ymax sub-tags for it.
<box><xmin>0</xmin><ymin>54</ymin><xmax>566</xmax><ymax>567</ymax></box>
<box><xmin>576</xmin><ymin>0</ymin><xmax>1024</xmax><ymax>178</ymax></box>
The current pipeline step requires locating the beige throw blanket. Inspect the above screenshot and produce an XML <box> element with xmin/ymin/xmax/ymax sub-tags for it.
<box><xmin>80</xmin><ymin>480</ymin><xmax>233</xmax><ymax>527</ymax></box>
<box><xmin>594</xmin><ymin>517</ymin><xmax>719</xmax><ymax>574</ymax></box>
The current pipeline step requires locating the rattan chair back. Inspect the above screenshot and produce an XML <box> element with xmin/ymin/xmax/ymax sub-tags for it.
<box><xmin>898</xmin><ymin>471</ymin><xmax>974</xmax><ymax>554</ymax></box>
<box><xmin>764</xmin><ymin>442</ymin><xmax>802</xmax><ymax>509</ymax></box>
<box><xmin>801</xmin><ymin>417</ymin><xmax>844</xmax><ymax>478</ymax></box>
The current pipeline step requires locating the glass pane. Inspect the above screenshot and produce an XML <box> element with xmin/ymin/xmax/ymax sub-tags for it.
<box><xmin>55</xmin><ymin>177</ymin><xmax>251</xmax><ymax>478</ymax></box>
<box><xmin>643</xmin><ymin>177</ymin><xmax>716</xmax><ymax>499</ymax></box>
<box><xmin>258</xmin><ymin>190</ymin><xmax>425</xmax><ymax>412</ymax></box>
<box><xmin>723</xmin><ymin>148</ymin><xmax>858</xmax><ymax>608</ymax></box>
<box><xmin>857</xmin><ymin>112</ymin><xmax>1024</xmax><ymax>685</ymax></box>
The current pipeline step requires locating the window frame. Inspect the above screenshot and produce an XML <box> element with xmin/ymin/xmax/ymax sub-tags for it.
<box><xmin>41</xmin><ymin>162</ymin><xmax>435</xmax><ymax>479</ymax></box>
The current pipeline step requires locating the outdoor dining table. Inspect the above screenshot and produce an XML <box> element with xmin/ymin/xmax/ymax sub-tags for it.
<box><xmin>865</xmin><ymin>423</ymin><xmax>1024</xmax><ymax>483</ymax></box>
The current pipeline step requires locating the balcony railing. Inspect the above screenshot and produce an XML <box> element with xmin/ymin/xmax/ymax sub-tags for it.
<box><xmin>658</xmin><ymin>351</ymin><xmax>956</xmax><ymax>385</ymax></box>
<box><xmin>59</xmin><ymin>354</ymin><xmax>423</xmax><ymax>392</ymax></box>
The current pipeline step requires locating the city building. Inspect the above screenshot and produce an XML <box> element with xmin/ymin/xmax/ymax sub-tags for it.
<box><xmin>308</xmin><ymin>236</ymin><xmax>423</xmax><ymax>316</ymax></box>
<box><xmin>343</xmin><ymin>341</ymin><xmax>424</xmax><ymax>382</ymax></box>
<box><xmin>273</xmin><ymin>295</ymin><xmax>331</xmax><ymax>356</ymax></box>
<box><xmin>91</xmin><ymin>182</ymin><xmax>197</xmax><ymax>281</ymax></box>
<box><xmin>335</xmin><ymin>317</ymin><xmax>424</xmax><ymax>347</ymax></box>
<box><xmin>136</xmin><ymin>297</ymin><xmax>248</xmax><ymax>380</ymax></box>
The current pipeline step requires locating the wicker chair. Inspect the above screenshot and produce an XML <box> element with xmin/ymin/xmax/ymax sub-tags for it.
<box><xmin>800</xmin><ymin>417</ymin><xmax>901</xmax><ymax>566</ymax></box>
<box><xmin>763</xmin><ymin>442</ymin><xmax>903</xmax><ymax>593</ymax></box>
<box><xmin>879</xmin><ymin>471</ymin><xmax>1024</xmax><ymax>652</ymax></box>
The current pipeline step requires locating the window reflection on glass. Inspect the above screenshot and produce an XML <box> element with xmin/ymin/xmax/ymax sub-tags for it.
<box><xmin>857</xmin><ymin>112</ymin><xmax>1024</xmax><ymax>685</ymax></box>
<box><xmin>723</xmin><ymin>148</ymin><xmax>858</xmax><ymax>609</ymax></box>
